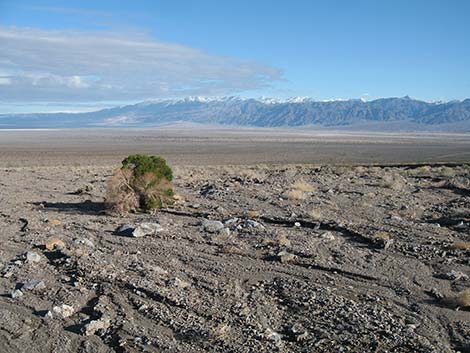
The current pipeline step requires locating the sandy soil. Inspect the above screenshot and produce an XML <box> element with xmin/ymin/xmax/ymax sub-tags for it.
<box><xmin>0</xmin><ymin>130</ymin><xmax>469</xmax><ymax>352</ymax></box>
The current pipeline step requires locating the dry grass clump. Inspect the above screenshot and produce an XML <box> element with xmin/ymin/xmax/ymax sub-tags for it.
<box><xmin>380</xmin><ymin>174</ymin><xmax>406</xmax><ymax>190</ymax></box>
<box><xmin>106</xmin><ymin>168</ymin><xmax>139</xmax><ymax>214</ymax></box>
<box><xmin>261</xmin><ymin>233</ymin><xmax>291</xmax><ymax>248</ymax></box>
<box><xmin>221</xmin><ymin>244</ymin><xmax>243</xmax><ymax>255</ymax></box>
<box><xmin>239</xmin><ymin>168</ymin><xmax>266</xmax><ymax>182</ymax></box>
<box><xmin>309</xmin><ymin>208</ymin><xmax>322</xmax><ymax>219</ymax></box>
<box><xmin>246</xmin><ymin>210</ymin><xmax>260</xmax><ymax>218</ymax></box>
<box><xmin>284</xmin><ymin>181</ymin><xmax>316</xmax><ymax>200</ymax></box>
<box><xmin>276</xmin><ymin>234</ymin><xmax>291</xmax><ymax>247</ymax></box>
<box><xmin>450</xmin><ymin>241</ymin><xmax>470</xmax><ymax>250</ymax></box>
<box><xmin>106</xmin><ymin>154</ymin><xmax>174</xmax><ymax>214</ymax></box>
<box><xmin>416</xmin><ymin>165</ymin><xmax>431</xmax><ymax>174</ymax></box>
<box><xmin>373</xmin><ymin>231</ymin><xmax>391</xmax><ymax>242</ymax></box>
<box><xmin>439</xmin><ymin>167</ymin><xmax>456</xmax><ymax>178</ymax></box>
<box><xmin>290</xmin><ymin>181</ymin><xmax>316</xmax><ymax>192</ymax></box>
<box><xmin>455</xmin><ymin>288</ymin><xmax>470</xmax><ymax>308</ymax></box>
<box><xmin>285</xmin><ymin>189</ymin><xmax>306</xmax><ymax>200</ymax></box>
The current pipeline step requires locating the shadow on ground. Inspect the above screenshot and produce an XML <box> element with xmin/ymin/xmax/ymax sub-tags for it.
<box><xmin>32</xmin><ymin>200</ymin><xmax>107</xmax><ymax>215</ymax></box>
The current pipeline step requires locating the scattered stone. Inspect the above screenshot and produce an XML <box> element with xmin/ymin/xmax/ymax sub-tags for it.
<box><xmin>84</xmin><ymin>318</ymin><xmax>110</xmax><ymax>336</ymax></box>
<box><xmin>115</xmin><ymin>223</ymin><xmax>163</xmax><ymax>237</ymax></box>
<box><xmin>320</xmin><ymin>231</ymin><xmax>335</xmax><ymax>241</ymax></box>
<box><xmin>115</xmin><ymin>224</ymin><xmax>134</xmax><ymax>236</ymax></box>
<box><xmin>50</xmin><ymin>219</ymin><xmax>61</xmax><ymax>226</ymax></box>
<box><xmin>240</xmin><ymin>219</ymin><xmax>265</xmax><ymax>230</ymax></box>
<box><xmin>45</xmin><ymin>237</ymin><xmax>66</xmax><ymax>251</ymax></box>
<box><xmin>44</xmin><ymin>311</ymin><xmax>53</xmax><ymax>319</ymax></box>
<box><xmin>25</xmin><ymin>251</ymin><xmax>42</xmax><ymax>263</ymax></box>
<box><xmin>200</xmin><ymin>183</ymin><xmax>217</xmax><ymax>197</ymax></box>
<box><xmin>442</xmin><ymin>270</ymin><xmax>468</xmax><ymax>281</ymax></box>
<box><xmin>10</xmin><ymin>289</ymin><xmax>23</xmax><ymax>299</ymax></box>
<box><xmin>22</xmin><ymin>280</ymin><xmax>46</xmax><ymax>291</ymax></box>
<box><xmin>265</xmin><ymin>328</ymin><xmax>282</xmax><ymax>345</ymax></box>
<box><xmin>383</xmin><ymin>239</ymin><xmax>394</xmax><ymax>250</ymax></box>
<box><xmin>427</xmin><ymin>287</ymin><xmax>444</xmax><ymax>300</ymax></box>
<box><xmin>294</xmin><ymin>222</ymin><xmax>301</xmax><ymax>227</ymax></box>
<box><xmin>289</xmin><ymin>324</ymin><xmax>308</xmax><ymax>341</ymax></box>
<box><xmin>2</xmin><ymin>264</ymin><xmax>16</xmax><ymax>278</ymax></box>
<box><xmin>296</xmin><ymin>331</ymin><xmax>309</xmax><ymax>342</ymax></box>
<box><xmin>201</xmin><ymin>219</ymin><xmax>224</xmax><ymax>233</ymax></box>
<box><xmin>132</xmin><ymin>223</ymin><xmax>164</xmax><ymax>237</ymax></box>
<box><xmin>74</xmin><ymin>238</ymin><xmax>94</xmax><ymax>247</ymax></box>
<box><xmin>167</xmin><ymin>277</ymin><xmax>190</xmax><ymax>289</ymax></box>
<box><xmin>224</xmin><ymin>217</ymin><xmax>239</xmax><ymax>226</ymax></box>
<box><xmin>19</xmin><ymin>218</ymin><xmax>29</xmax><ymax>232</ymax></box>
<box><xmin>52</xmin><ymin>304</ymin><xmax>75</xmax><ymax>318</ymax></box>
<box><xmin>217</xmin><ymin>227</ymin><xmax>230</xmax><ymax>237</ymax></box>
<box><xmin>75</xmin><ymin>183</ymin><xmax>94</xmax><ymax>194</ymax></box>
<box><xmin>278</xmin><ymin>250</ymin><xmax>296</xmax><ymax>263</ymax></box>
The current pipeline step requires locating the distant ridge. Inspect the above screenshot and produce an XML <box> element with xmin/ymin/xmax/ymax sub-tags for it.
<box><xmin>1</xmin><ymin>96</ymin><xmax>470</xmax><ymax>131</ymax></box>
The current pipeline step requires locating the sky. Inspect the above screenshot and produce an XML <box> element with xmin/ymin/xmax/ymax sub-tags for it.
<box><xmin>0</xmin><ymin>0</ymin><xmax>469</xmax><ymax>113</ymax></box>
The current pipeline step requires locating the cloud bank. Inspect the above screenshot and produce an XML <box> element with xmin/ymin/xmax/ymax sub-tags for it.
<box><xmin>0</xmin><ymin>26</ymin><xmax>282</xmax><ymax>103</ymax></box>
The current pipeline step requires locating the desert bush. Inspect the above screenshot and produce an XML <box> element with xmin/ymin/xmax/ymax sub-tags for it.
<box><xmin>285</xmin><ymin>189</ymin><xmax>306</xmax><ymax>200</ymax></box>
<box><xmin>106</xmin><ymin>154</ymin><xmax>174</xmax><ymax>214</ymax></box>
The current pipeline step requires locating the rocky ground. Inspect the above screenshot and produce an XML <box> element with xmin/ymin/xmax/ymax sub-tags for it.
<box><xmin>0</xmin><ymin>162</ymin><xmax>469</xmax><ymax>352</ymax></box>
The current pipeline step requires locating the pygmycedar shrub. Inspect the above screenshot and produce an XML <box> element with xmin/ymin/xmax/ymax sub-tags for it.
<box><xmin>106</xmin><ymin>154</ymin><xmax>174</xmax><ymax>214</ymax></box>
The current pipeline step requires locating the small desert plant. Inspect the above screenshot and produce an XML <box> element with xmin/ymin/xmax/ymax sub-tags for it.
<box><xmin>439</xmin><ymin>167</ymin><xmax>456</xmax><ymax>178</ymax></box>
<box><xmin>450</xmin><ymin>241</ymin><xmax>470</xmax><ymax>250</ymax></box>
<box><xmin>309</xmin><ymin>207</ymin><xmax>322</xmax><ymax>219</ymax></box>
<box><xmin>74</xmin><ymin>183</ymin><xmax>94</xmax><ymax>194</ymax></box>
<box><xmin>106</xmin><ymin>154</ymin><xmax>174</xmax><ymax>214</ymax></box>
<box><xmin>285</xmin><ymin>189</ymin><xmax>306</xmax><ymax>200</ymax></box>
<box><xmin>290</xmin><ymin>181</ymin><xmax>316</xmax><ymax>192</ymax></box>
<box><xmin>284</xmin><ymin>180</ymin><xmax>315</xmax><ymax>200</ymax></box>
<box><xmin>380</xmin><ymin>174</ymin><xmax>405</xmax><ymax>190</ymax></box>
<box><xmin>455</xmin><ymin>288</ymin><xmax>470</xmax><ymax>308</ymax></box>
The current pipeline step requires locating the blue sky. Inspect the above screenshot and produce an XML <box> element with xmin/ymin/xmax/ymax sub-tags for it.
<box><xmin>0</xmin><ymin>0</ymin><xmax>469</xmax><ymax>113</ymax></box>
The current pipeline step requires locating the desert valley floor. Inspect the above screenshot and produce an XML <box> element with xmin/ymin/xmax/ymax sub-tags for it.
<box><xmin>0</xmin><ymin>129</ymin><xmax>469</xmax><ymax>352</ymax></box>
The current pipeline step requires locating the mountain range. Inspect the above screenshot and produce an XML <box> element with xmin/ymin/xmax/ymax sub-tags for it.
<box><xmin>2</xmin><ymin>96</ymin><xmax>470</xmax><ymax>131</ymax></box>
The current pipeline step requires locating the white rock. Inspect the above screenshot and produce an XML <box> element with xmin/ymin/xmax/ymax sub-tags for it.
<box><xmin>10</xmin><ymin>289</ymin><xmax>23</xmax><ymax>299</ymax></box>
<box><xmin>320</xmin><ymin>231</ymin><xmax>335</xmax><ymax>241</ymax></box>
<box><xmin>22</xmin><ymin>280</ymin><xmax>46</xmax><ymax>291</ymax></box>
<box><xmin>278</xmin><ymin>251</ymin><xmax>296</xmax><ymax>263</ymax></box>
<box><xmin>52</xmin><ymin>304</ymin><xmax>74</xmax><ymax>318</ymax></box>
<box><xmin>265</xmin><ymin>328</ymin><xmax>282</xmax><ymax>345</ymax></box>
<box><xmin>75</xmin><ymin>238</ymin><xmax>94</xmax><ymax>247</ymax></box>
<box><xmin>26</xmin><ymin>251</ymin><xmax>42</xmax><ymax>263</ymax></box>
<box><xmin>84</xmin><ymin>318</ymin><xmax>110</xmax><ymax>336</ymax></box>
<box><xmin>168</xmin><ymin>277</ymin><xmax>191</xmax><ymax>289</ymax></box>
<box><xmin>201</xmin><ymin>219</ymin><xmax>224</xmax><ymax>233</ymax></box>
<box><xmin>132</xmin><ymin>223</ymin><xmax>164</xmax><ymax>237</ymax></box>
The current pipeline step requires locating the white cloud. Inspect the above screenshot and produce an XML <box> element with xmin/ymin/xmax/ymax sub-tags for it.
<box><xmin>0</xmin><ymin>26</ymin><xmax>282</xmax><ymax>103</ymax></box>
<box><xmin>0</xmin><ymin>77</ymin><xmax>11</xmax><ymax>85</ymax></box>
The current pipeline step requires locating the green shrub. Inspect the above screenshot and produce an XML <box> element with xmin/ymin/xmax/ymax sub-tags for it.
<box><xmin>106</xmin><ymin>154</ymin><xmax>174</xmax><ymax>214</ymax></box>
